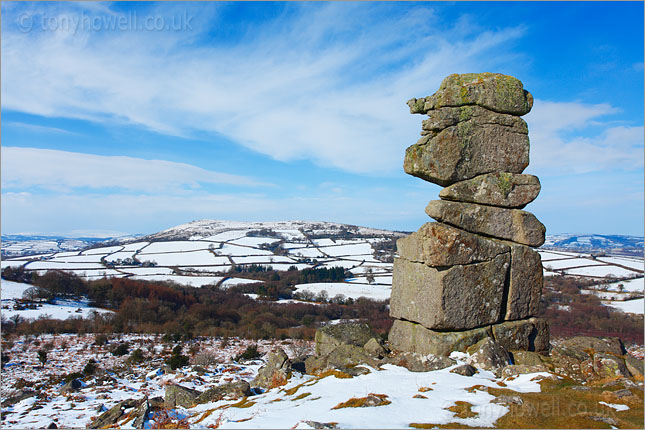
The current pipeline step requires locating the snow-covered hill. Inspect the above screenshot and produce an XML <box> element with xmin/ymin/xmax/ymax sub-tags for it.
<box><xmin>542</xmin><ymin>234</ymin><xmax>644</xmax><ymax>256</ymax></box>
<box><xmin>2</xmin><ymin>221</ymin><xmax>644</xmax><ymax>314</ymax></box>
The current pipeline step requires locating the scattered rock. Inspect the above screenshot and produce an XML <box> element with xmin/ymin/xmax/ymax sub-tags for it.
<box><xmin>363</xmin><ymin>338</ymin><xmax>387</xmax><ymax>358</ymax></box>
<box><xmin>324</xmin><ymin>344</ymin><xmax>380</xmax><ymax>370</ymax></box>
<box><xmin>560</xmin><ymin>336</ymin><xmax>626</xmax><ymax>356</ymax></box>
<box><xmin>407</xmin><ymin>73</ymin><xmax>533</xmax><ymax>116</ymax></box>
<box><xmin>385</xmin><ymin>352</ymin><xmax>456</xmax><ymax>372</ymax></box>
<box><xmin>624</xmin><ymin>354</ymin><xmax>644</xmax><ymax>376</ymax></box>
<box><xmin>253</xmin><ymin>348</ymin><xmax>292</xmax><ymax>388</ymax></box>
<box><xmin>390</xmin><ymin>254</ymin><xmax>508</xmax><ymax>330</ymax></box>
<box><xmin>336</xmin><ymin>365</ymin><xmax>371</xmax><ymax>376</ymax></box>
<box><xmin>59</xmin><ymin>378</ymin><xmax>82</xmax><ymax>394</ymax></box>
<box><xmin>89</xmin><ymin>399</ymin><xmax>139</xmax><ymax>429</ymax></box>
<box><xmin>46</xmin><ymin>423</ymin><xmax>58</xmax><ymax>429</ymax></box>
<box><xmin>1</xmin><ymin>389</ymin><xmax>36</xmax><ymax>408</ymax></box>
<box><xmin>593</xmin><ymin>353</ymin><xmax>631</xmax><ymax>378</ymax></box>
<box><xmin>304</xmin><ymin>421</ymin><xmax>339</xmax><ymax>429</ymax></box>
<box><xmin>611</xmin><ymin>389</ymin><xmax>634</xmax><ymax>398</ymax></box>
<box><xmin>388</xmin><ymin>319</ymin><xmax>492</xmax><ymax>357</ymax></box>
<box><xmin>396</xmin><ymin>222</ymin><xmax>509</xmax><ymax>267</ymax></box>
<box><xmin>425</xmin><ymin>200</ymin><xmax>546</xmax><ymax>247</ymax></box>
<box><xmin>588</xmin><ymin>415</ymin><xmax>618</xmax><ymax>426</ymax></box>
<box><xmin>315</xmin><ymin>323</ymin><xmax>377</xmax><ymax>357</ymax></box>
<box><xmin>450</xmin><ymin>364</ymin><xmax>477</xmax><ymax>376</ymax></box>
<box><xmin>439</xmin><ymin>172</ymin><xmax>540</xmax><ymax>208</ymax></box>
<box><xmin>510</xmin><ymin>350</ymin><xmax>546</xmax><ymax>366</ymax></box>
<box><xmin>492</xmin><ymin>395</ymin><xmax>523</xmax><ymax>406</ymax></box>
<box><xmin>492</xmin><ymin>318</ymin><xmax>550</xmax><ymax>353</ymax></box>
<box><xmin>195</xmin><ymin>380</ymin><xmax>252</xmax><ymax>404</ymax></box>
<box><xmin>132</xmin><ymin>398</ymin><xmax>149</xmax><ymax>429</ymax></box>
<box><xmin>498</xmin><ymin>364</ymin><xmax>549</xmax><ymax>379</ymax></box>
<box><xmin>466</xmin><ymin>338</ymin><xmax>511</xmax><ymax>371</ymax></box>
<box><xmin>164</xmin><ymin>384</ymin><xmax>200</xmax><ymax>408</ymax></box>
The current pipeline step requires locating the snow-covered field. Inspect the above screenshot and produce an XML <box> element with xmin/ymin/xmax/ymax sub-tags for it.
<box><xmin>1</xmin><ymin>280</ymin><xmax>113</xmax><ymax>320</ymax></box>
<box><xmin>2</xmin><ymin>221</ymin><xmax>396</xmax><ymax>297</ymax></box>
<box><xmin>294</xmin><ymin>282</ymin><xmax>391</xmax><ymax>301</ymax></box>
<box><xmin>2</xmin><ymin>221</ymin><xmax>643</xmax><ymax>310</ymax></box>
<box><xmin>0</xmin><ymin>333</ymin><xmax>555</xmax><ymax>430</ymax></box>
<box><xmin>603</xmin><ymin>298</ymin><xmax>644</xmax><ymax>315</ymax></box>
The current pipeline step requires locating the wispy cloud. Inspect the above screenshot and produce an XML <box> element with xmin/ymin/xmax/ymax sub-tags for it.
<box><xmin>525</xmin><ymin>100</ymin><xmax>644</xmax><ymax>174</ymax></box>
<box><xmin>1</xmin><ymin>147</ymin><xmax>269</xmax><ymax>192</ymax></box>
<box><xmin>4</xmin><ymin>121</ymin><xmax>79</xmax><ymax>135</ymax></box>
<box><xmin>1</xmin><ymin>2</ymin><xmax>530</xmax><ymax>174</ymax></box>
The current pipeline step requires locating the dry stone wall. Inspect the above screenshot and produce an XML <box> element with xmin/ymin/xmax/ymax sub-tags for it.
<box><xmin>389</xmin><ymin>72</ymin><xmax>549</xmax><ymax>356</ymax></box>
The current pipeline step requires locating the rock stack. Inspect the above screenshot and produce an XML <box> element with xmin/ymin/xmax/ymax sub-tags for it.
<box><xmin>389</xmin><ymin>73</ymin><xmax>549</xmax><ymax>357</ymax></box>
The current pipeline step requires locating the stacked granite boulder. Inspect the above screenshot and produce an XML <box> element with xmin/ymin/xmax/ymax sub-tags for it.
<box><xmin>389</xmin><ymin>73</ymin><xmax>549</xmax><ymax>357</ymax></box>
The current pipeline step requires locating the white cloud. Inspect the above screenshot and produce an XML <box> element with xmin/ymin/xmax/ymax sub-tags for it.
<box><xmin>525</xmin><ymin>100</ymin><xmax>644</xmax><ymax>174</ymax></box>
<box><xmin>1</xmin><ymin>2</ymin><xmax>530</xmax><ymax>174</ymax></box>
<box><xmin>0</xmin><ymin>188</ymin><xmax>425</xmax><ymax>236</ymax></box>
<box><xmin>1</xmin><ymin>147</ymin><xmax>268</xmax><ymax>192</ymax></box>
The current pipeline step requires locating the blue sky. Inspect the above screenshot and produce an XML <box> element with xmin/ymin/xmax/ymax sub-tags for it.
<box><xmin>1</xmin><ymin>1</ymin><xmax>643</xmax><ymax>237</ymax></box>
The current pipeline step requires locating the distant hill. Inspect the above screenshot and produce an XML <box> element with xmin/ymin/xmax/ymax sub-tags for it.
<box><xmin>542</xmin><ymin>234</ymin><xmax>644</xmax><ymax>257</ymax></box>
<box><xmin>2</xmin><ymin>221</ymin><xmax>643</xmax><ymax>258</ymax></box>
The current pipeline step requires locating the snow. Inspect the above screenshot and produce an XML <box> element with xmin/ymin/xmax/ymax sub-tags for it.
<box><xmin>595</xmin><ymin>257</ymin><xmax>644</xmax><ymax>271</ymax></box>
<box><xmin>130</xmin><ymin>274</ymin><xmax>223</xmax><ymax>287</ymax></box>
<box><xmin>141</xmin><ymin>241</ymin><xmax>214</xmax><ymax>253</ymax></box>
<box><xmin>591</xmin><ymin>277</ymin><xmax>644</xmax><ymax>293</ymax></box>
<box><xmin>199</xmin><ymin>363</ymin><xmax>546</xmax><ymax>429</ymax></box>
<box><xmin>231</xmin><ymin>255</ymin><xmax>295</xmax><ymax>265</ymax></box>
<box><xmin>580</xmin><ymin>290</ymin><xmax>637</xmax><ymax>300</ymax></box>
<box><xmin>599</xmin><ymin>401</ymin><xmax>630</xmax><ymax>411</ymax></box>
<box><xmin>603</xmin><ymin>298</ymin><xmax>644</xmax><ymax>315</ymax></box>
<box><xmin>541</xmin><ymin>258</ymin><xmax>605</xmax><ymax>270</ymax></box>
<box><xmin>564</xmin><ymin>265</ymin><xmax>639</xmax><ymax>278</ymax></box>
<box><xmin>203</xmin><ymin>230</ymin><xmax>248</xmax><ymax>242</ymax></box>
<box><xmin>0</xmin><ymin>332</ymin><xmax>559</xmax><ymax>430</ymax></box>
<box><xmin>319</xmin><ymin>243</ymin><xmax>374</xmax><ymax>257</ymax></box>
<box><xmin>228</xmin><ymin>236</ymin><xmax>281</xmax><ymax>247</ymax></box>
<box><xmin>24</xmin><ymin>261</ymin><xmax>106</xmax><ymax>270</ymax></box>
<box><xmin>103</xmin><ymin>251</ymin><xmax>137</xmax><ymax>262</ymax></box>
<box><xmin>313</xmin><ymin>238</ymin><xmax>337</xmax><ymax>247</ymax></box>
<box><xmin>1</xmin><ymin>261</ymin><xmax>26</xmax><ymax>269</ymax></box>
<box><xmin>1</xmin><ymin>299</ymin><xmax>113</xmax><ymax>320</ymax></box>
<box><xmin>176</xmin><ymin>265</ymin><xmax>232</xmax><ymax>274</ymax></box>
<box><xmin>118</xmin><ymin>267</ymin><xmax>176</xmax><ymax>276</ymax></box>
<box><xmin>295</xmin><ymin>282</ymin><xmax>391</xmax><ymax>301</ymax></box>
<box><xmin>219</xmin><ymin>244</ymin><xmax>274</xmax><ymax>256</ymax></box>
<box><xmin>137</xmin><ymin>250</ymin><xmax>225</xmax><ymax>266</ymax></box>
<box><xmin>220</xmin><ymin>278</ymin><xmax>263</xmax><ymax>288</ymax></box>
<box><xmin>287</xmin><ymin>247</ymin><xmax>328</xmax><ymax>259</ymax></box>
<box><xmin>81</xmin><ymin>246</ymin><xmax>124</xmax><ymax>255</ymax></box>
<box><xmin>67</xmin><ymin>269</ymin><xmax>126</xmax><ymax>278</ymax></box>
<box><xmin>47</xmin><ymin>254</ymin><xmax>106</xmax><ymax>264</ymax></box>
<box><xmin>1</xmin><ymin>279</ymin><xmax>33</xmax><ymax>300</ymax></box>
<box><xmin>120</xmin><ymin>241</ymin><xmax>150</xmax><ymax>251</ymax></box>
<box><xmin>1</xmin><ymin>280</ymin><xmax>113</xmax><ymax>320</ymax></box>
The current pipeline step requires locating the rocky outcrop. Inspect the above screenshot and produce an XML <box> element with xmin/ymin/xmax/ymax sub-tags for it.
<box><xmin>164</xmin><ymin>384</ymin><xmax>200</xmax><ymax>408</ymax></box>
<box><xmin>305</xmin><ymin>323</ymin><xmax>385</xmax><ymax>374</ymax></box>
<box><xmin>195</xmin><ymin>380</ymin><xmax>252</xmax><ymax>404</ymax></box>
<box><xmin>253</xmin><ymin>348</ymin><xmax>292</xmax><ymax>388</ymax></box>
<box><xmin>389</xmin><ymin>73</ymin><xmax>549</xmax><ymax>360</ymax></box>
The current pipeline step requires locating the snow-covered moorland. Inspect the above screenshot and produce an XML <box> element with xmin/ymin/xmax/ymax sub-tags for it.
<box><xmin>1</xmin><ymin>333</ymin><xmax>559</xmax><ymax>429</ymax></box>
